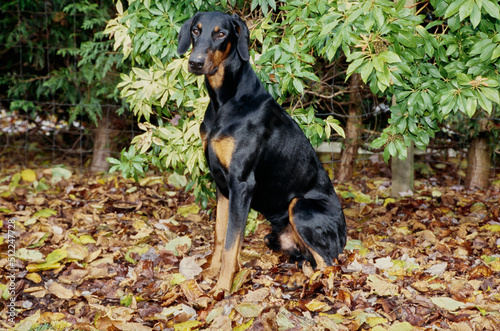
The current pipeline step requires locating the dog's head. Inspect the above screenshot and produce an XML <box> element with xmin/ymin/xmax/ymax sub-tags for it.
<box><xmin>177</xmin><ymin>12</ymin><xmax>250</xmax><ymax>79</ymax></box>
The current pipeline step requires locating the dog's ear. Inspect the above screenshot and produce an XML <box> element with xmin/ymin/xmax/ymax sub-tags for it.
<box><xmin>177</xmin><ymin>14</ymin><xmax>198</xmax><ymax>55</ymax></box>
<box><xmin>232</xmin><ymin>14</ymin><xmax>250</xmax><ymax>61</ymax></box>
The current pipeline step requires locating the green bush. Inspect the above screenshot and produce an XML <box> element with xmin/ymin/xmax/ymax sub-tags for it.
<box><xmin>106</xmin><ymin>0</ymin><xmax>500</xmax><ymax>205</ymax></box>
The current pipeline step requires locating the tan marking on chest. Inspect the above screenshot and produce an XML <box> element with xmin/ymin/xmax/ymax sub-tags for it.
<box><xmin>211</xmin><ymin>136</ymin><xmax>235</xmax><ymax>169</ymax></box>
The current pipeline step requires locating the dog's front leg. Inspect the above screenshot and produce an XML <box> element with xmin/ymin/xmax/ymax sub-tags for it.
<box><xmin>214</xmin><ymin>180</ymin><xmax>253</xmax><ymax>293</ymax></box>
<box><xmin>207</xmin><ymin>192</ymin><xmax>228</xmax><ymax>278</ymax></box>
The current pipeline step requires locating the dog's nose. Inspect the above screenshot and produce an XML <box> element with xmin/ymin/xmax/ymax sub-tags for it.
<box><xmin>189</xmin><ymin>59</ymin><xmax>204</xmax><ymax>71</ymax></box>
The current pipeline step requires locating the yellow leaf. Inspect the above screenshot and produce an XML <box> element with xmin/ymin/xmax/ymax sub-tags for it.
<box><xmin>318</xmin><ymin>313</ymin><xmax>344</xmax><ymax>324</ymax></box>
<box><xmin>177</xmin><ymin>204</ymin><xmax>200</xmax><ymax>217</ymax></box>
<box><xmin>13</xmin><ymin>310</ymin><xmax>41</xmax><ymax>331</ymax></box>
<box><xmin>79</xmin><ymin>234</ymin><xmax>96</xmax><ymax>244</ymax></box>
<box><xmin>171</xmin><ymin>273</ymin><xmax>186</xmax><ymax>286</ymax></box>
<box><xmin>45</xmin><ymin>248</ymin><xmax>68</xmax><ymax>264</ymax></box>
<box><xmin>384</xmin><ymin>197</ymin><xmax>396</xmax><ymax>206</ymax></box>
<box><xmin>233</xmin><ymin>318</ymin><xmax>254</xmax><ymax>331</ymax></box>
<box><xmin>21</xmin><ymin>169</ymin><xmax>37</xmax><ymax>182</ymax></box>
<box><xmin>367</xmin><ymin>316</ymin><xmax>388</xmax><ymax>327</ymax></box>
<box><xmin>0</xmin><ymin>284</ymin><xmax>10</xmax><ymax>299</ymax></box>
<box><xmin>481</xmin><ymin>224</ymin><xmax>500</xmax><ymax>232</ymax></box>
<box><xmin>173</xmin><ymin>320</ymin><xmax>202</xmax><ymax>331</ymax></box>
<box><xmin>354</xmin><ymin>192</ymin><xmax>373</xmax><ymax>204</ymax></box>
<box><xmin>25</xmin><ymin>273</ymin><xmax>42</xmax><ymax>283</ymax></box>
<box><xmin>431</xmin><ymin>190</ymin><xmax>443</xmax><ymax>197</ymax></box>
<box><xmin>305</xmin><ymin>299</ymin><xmax>331</xmax><ymax>312</ymax></box>
<box><xmin>26</xmin><ymin>262</ymin><xmax>61</xmax><ymax>272</ymax></box>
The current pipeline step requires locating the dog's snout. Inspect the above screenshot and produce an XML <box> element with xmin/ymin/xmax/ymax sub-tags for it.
<box><xmin>189</xmin><ymin>58</ymin><xmax>205</xmax><ymax>71</ymax></box>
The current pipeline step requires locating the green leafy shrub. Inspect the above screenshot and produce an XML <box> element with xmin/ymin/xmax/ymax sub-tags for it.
<box><xmin>106</xmin><ymin>0</ymin><xmax>500</xmax><ymax>204</ymax></box>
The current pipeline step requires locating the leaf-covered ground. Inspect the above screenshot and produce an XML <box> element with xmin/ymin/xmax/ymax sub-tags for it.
<box><xmin>1</xmin><ymin>162</ymin><xmax>500</xmax><ymax>331</ymax></box>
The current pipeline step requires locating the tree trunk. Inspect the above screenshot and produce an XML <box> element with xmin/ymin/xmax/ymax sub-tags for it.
<box><xmin>338</xmin><ymin>73</ymin><xmax>362</xmax><ymax>181</ymax></box>
<box><xmin>465</xmin><ymin>134</ymin><xmax>491</xmax><ymax>189</ymax></box>
<box><xmin>391</xmin><ymin>141</ymin><xmax>414</xmax><ymax>197</ymax></box>
<box><xmin>90</xmin><ymin>113</ymin><xmax>113</xmax><ymax>172</ymax></box>
<box><xmin>390</xmin><ymin>0</ymin><xmax>415</xmax><ymax>198</ymax></box>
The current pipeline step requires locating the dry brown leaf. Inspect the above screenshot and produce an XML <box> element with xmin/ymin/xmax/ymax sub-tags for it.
<box><xmin>305</xmin><ymin>299</ymin><xmax>331</xmax><ymax>312</ymax></box>
<box><xmin>367</xmin><ymin>274</ymin><xmax>399</xmax><ymax>296</ymax></box>
<box><xmin>48</xmin><ymin>282</ymin><xmax>73</xmax><ymax>300</ymax></box>
<box><xmin>59</xmin><ymin>269</ymin><xmax>89</xmax><ymax>284</ymax></box>
<box><xmin>180</xmin><ymin>279</ymin><xmax>205</xmax><ymax>302</ymax></box>
<box><xmin>244</xmin><ymin>287</ymin><xmax>270</xmax><ymax>302</ymax></box>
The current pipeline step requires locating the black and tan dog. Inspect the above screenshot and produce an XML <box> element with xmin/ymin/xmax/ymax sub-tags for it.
<box><xmin>177</xmin><ymin>11</ymin><xmax>346</xmax><ymax>292</ymax></box>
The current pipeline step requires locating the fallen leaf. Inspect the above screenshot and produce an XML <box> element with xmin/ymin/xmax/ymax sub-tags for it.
<box><xmin>367</xmin><ymin>274</ymin><xmax>399</xmax><ymax>296</ymax></box>
<box><xmin>234</xmin><ymin>302</ymin><xmax>264</xmax><ymax>317</ymax></box>
<box><xmin>16</xmin><ymin>248</ymin><xmax>44</xmax><ymax>262</ymax></box>
<box><xmin>425</xmin><ymin>262</ymin><xmax>448</xmax><ymax>276</ymax></box>
<box><xmin>51</xmin><ymin>167</ymin><xmax>72</xmax><ymax>184</ymax></box>
<box><xmin>180</xmin><ymin>279</ymin><xmax>204</xmax><ymax>302</ymax></box>
<box><xmin>25</xmin><ymin>273</ymin><xmax>42</xmax><ymax>283</ymax></box>
<box><xmin>174</xmin><ymin>320</ymin><xmax>203</xmax><ymax>331</ymax></box>
<box><xmin>374</xmin><ymin>256</ymin><xmax>393</xmax><ymax>270</ymax></box>
<box><xmin>165</xmin><ymin>236</ymin><xmax>192</xmax><ymax>256</ymax></box>
<box><xmin>48</xmin><ymin>282</ymin><xmax>73</xmax><ymax>300</ymax></box>
<box><xmin>179</xmin><ymin>256</ymin><xmax>202</xmax><ymax>279</ymax></box>
<box><xmin>177</xmin><ymin>204</ymin><xmax>200</xmax><ymax>217</ymax></box>
<box><xmin>344</xmin><ymin>239</ymin><xmax>364</xmax><ymax>250</ymax></box>
<box><xmin>388</xmin><ymin>321</ymin><xmax>414</xmax><ymax>331</ymax></box>
<box><xmin>305</xmin><ymin>299</ymin><xmax>331</xmax><ymax>312</ymax></box>
<box><xmin>32</xmin><ymin>208</ymin><xmax>57</xmax><ymax>218</ymax></box>
<box><xmin>231</xmin><ymin>268</ymin><xmax>251</xmax><ymax>293</ymax></box>
<box><xmin>430</xmin><ymin>296</ymin><xmax>465</xmax><ymax>311</ymax></box>
<box><xmin>121</xmin><ymin>322</ymin><xmax>153</xmax><ymax>331</ymax></box>
<box><xmin>21</xmin><ymin>169</ymin><xmax>37</xmax><ymax>182</ymax></box>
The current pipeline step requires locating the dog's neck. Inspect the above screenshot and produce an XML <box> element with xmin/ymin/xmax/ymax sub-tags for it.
<box><xmin>205</xmin><ymin>56</ymin><xmax>262</xmax><ymax>111</ymax></box>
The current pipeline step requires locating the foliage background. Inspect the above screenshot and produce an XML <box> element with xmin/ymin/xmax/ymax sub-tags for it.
<box><xmin>105</xmin><ymin>0</ymin><xmax>500</xmax><ymax>205</ymax></box>
<box><xmin>1</xmin><ymin>0</ymin><xmax>499</xmax><ymax>200</ymax></box>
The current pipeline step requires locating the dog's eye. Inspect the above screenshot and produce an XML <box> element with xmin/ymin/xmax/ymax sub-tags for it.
<box><xmin>216</xmin><ymin>32</ymin><xmax>225</xmax><ymax>39</ymax></box>
<box><xmin>192</xmin><ymin>28</ymin><xmax>200</xmax><ymax>36</ymax></box>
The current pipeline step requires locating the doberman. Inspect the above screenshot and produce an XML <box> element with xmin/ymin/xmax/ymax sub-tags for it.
<box><xmin>177</xmin><ymin>11</ymin><xmax>346</xmax><ymax>292</ymax></box>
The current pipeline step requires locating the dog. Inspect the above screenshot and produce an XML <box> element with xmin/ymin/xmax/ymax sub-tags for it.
<box><xmin>177</xmin><ymin>11</ymin><xmax>346</xmax><ymax>292</ymax></box>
